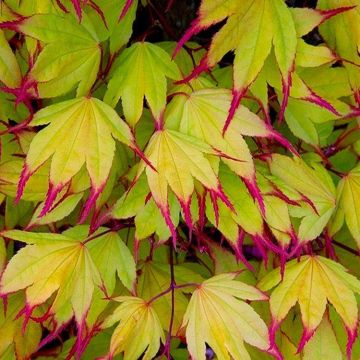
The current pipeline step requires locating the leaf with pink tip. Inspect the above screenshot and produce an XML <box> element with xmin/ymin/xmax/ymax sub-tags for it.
<box><xmin>258</xmin><ymin>255</ymin><xmax>360</xmax><ymax>354</ymax></box>
<box><xmin>17</xmin><ymin>97</ymin><xmax>136</xmax><ymax>220</ymax></box>
<box><xmin>0</xmin><ymin>229</ymin><xmax>102</xmax><ymax>327</ymax></box>
<box><xmin>317</xmin><ymin>1</ymin><xmax>360</xmax><ymax>103</ymax></box>
<box><xmin>137</xmin><ymin>129</ymin><xmax>231</xmax><ymax>240</ymax></box>
<box><xmin>269</xmin><ymin>154</ymin><xmax>336</xmax><ymax>242</ymax></box>
<box><xmin>104</xmin><ymin>42</ymin><xmax>180</xmax><ymax>127</ymax></box>
<box><xmin>0</xmin><ymin>30</ymin><xmax>21</xmax><ymax>88</ymax></box>
<box><xmin>174</xmin><ymin>0</ymin><xmax>297</xmax><ymax>130</ymax></box>
<box><xmin>181</xmin><ymin>273</ymin><xmax>271</xmax><ymax>360</ymax></box>
<box><xmin>0</xmin><ymin>293</ymin><xmax>41</xmax><ymax>359</ymax></box>
<box><xmin>0</xmin><ymin>13</ymin><xmax>102</xmax><ymax>98</ymax></box>
<box><xmin>102</xmin><ymin>296</ymin><xmax>165</xmax><ymax>360</ymax></box>
<box><xmin>166</xmin><ymin>88</ymin><xmax>297</xmax><ymax>209</ymax></box>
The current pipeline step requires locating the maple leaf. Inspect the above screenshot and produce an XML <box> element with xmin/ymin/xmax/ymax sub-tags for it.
<box><xmin>333</xmin><ymin>164</ymin><xmax>360</xmax><ymax>248</ymax></box>
<box><xmin>317</xmin><ymin>0</ymin><xmax>360</xmax><ymax>103</ymax></box>
<box><xmin>181</xmin><ymin>273</ymin><xmax>277</xmax><ymax>360</ymax></box>
<box><xmin>0</xmin><ymin>226</ymin><xmax>136</xmax><ymax>353</ymax></box>
<box><xmin>16</xmin><ymin>97</ymin><xmax>140</xmax><ymax>221</ymax></box>
<box><xmin>136</xmin><ymin>129</ymin><xmax>232</xmax><ymax>241</ymax></box>
<box><xmin>166</xmin><ymin>88</ymin><xmax>297</xmax><ymax>211</ymax></box>
<box><xmin>258</xmin><ymin>255</ymin><xmax>360</xmax><ymax>356</ymax></box>
<box><xmin>269</xmin><ymin>154</ymin><xmax>336</xmax><ymax>243</ymax></box>
<box><xmin>102</xmin><ymin>296</ymin><xmax>165</xmax><ymax>360</ymax></box>
<box><xmin>0</xmin><ymin>293</ymin><xmax>42</xmax><ymax>359</ymax></box>
<box><xmin>104</xmin><ymin>42</ymin><xmax>180</xmax><ymax>127</ymax></box>
<box><xmin>0</xmin><ymin>229</ymin><xmax>102</xmax><ymax>330</ymax></box>
<box><xmin>0</xmin><ymin>30</ymin><xmax>21</xmax><ymax>88</ymax></box>
<box><xmin>0</xmin><ymin>13</ymin><xmax>102</xmax><ymax>99</ymax></box>
<box><xmin>174</xmin><ymin>0</ymin><xmax>298</xmax><ymax>131</ymax></box>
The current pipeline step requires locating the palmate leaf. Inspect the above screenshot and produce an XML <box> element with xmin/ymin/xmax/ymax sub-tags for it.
<box><xmin>174</xmin><ymin>0</ymin><xmax>297</xmax><ymax>130</ymax></box>
<box><xmin>318</xmin><ymin>0</ymin><xmax>360</xmax><ymax>102</ymax></box>
<box><xmin>269</xmin><ymin>154</ymin><xmax>336</xmax><ymax>242</ymax></box>
<box><xmin>0</xmin><ymin>293</ymin><xmax>42</xmax><ymax>359</ymax></box>
<box><xmin>0</xmin><ymin>227</ymin><xmax>136</xmax><ymax>333</ymax></box>
<box><xmin>136</xmin><ymin>128</ymin><xmax>232</xmax><ymax>241</ymax></box>
<box><xmin>0</xmin><ymin>13</ymin><xmax>101</xmax><ymax>98</ymax></box>
<box><xmin>166</xmin><ymin>88</ymin><xmax>296</xmax><ymax>211</ymax></box>
<box><xmin>181</xmin><ymin>273</ymin><xmax>276</xmax><ymax>360</ymax></box>
<box><xmin>16</xmin><ymin>97</ymin><xmax>138</xmax><ymax>221</ymax></box>
<box><xmin>104</xmin><ymin>42</ymin><xmax>180</xmax><ymax>127</ymax></box>
<box><xmin>258</xmin><ymin>255</ymin><xmax>360</xmax><ymax>356</ymax></box>
<box><xmin>102</xmin><ymin>296</ymin><xmax>165</xmax><ymax>360</ymax></box>
<box><xmin>333</xmin><ymin>164</ymin><xmax>360</xmax><ymax>248</ymax></box>
<box><xmin>0</xmin><ymin>30</ymin><xmax>21</xmax><ymax>88</ymax></box>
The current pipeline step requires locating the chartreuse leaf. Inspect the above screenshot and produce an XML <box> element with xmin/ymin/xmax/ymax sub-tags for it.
<box><xmin>102</xmin><ymin>296</ymin><xmax>165</xmax><ymax>360</ymax></box>
<box><xmin>27</xmin><ymin>192</ymin><xmax>83</xmax><ymax>228</ymax></box>
<box><xmin>0</xmin><ymin>160</ymin><xmax>49</xmax><ymax>202</ymax></box>
<box><xmin>0</xmin><ymin>13</ymin><xmax>101</xmax><ymax>97</ymax></box>
<box><xmin>0</xmin><ymin>229</ymin><xmax>101</xmax><ymax>326</ymax></box>
<box><xmin>303</xmin><ymin>317</ymin><xmax>342</xmax><ymax>360</ymax></box>
<box><xmin>105</xmin><ymin>42</ymin><xmax>180</xmax><ymax>127</ymax></box>
<box><xmin>0</xmin><ymin>293</ymin><xmax>42</xmax><ymax>359</ymax></box>
<box><xmin>258</xmin><ymin>255</ymin><xmax>360</xmax><ymax>355</ymax></box>
<box><xmin>0</xmin><ymin>227</ymin><xmax>136</xmax><ymax>332</ymax></box>
<box><xmin>137</xmin><ymin>129</ymin><xmax>231</xmax><ymax>240</ymax></box>
<box><xmin>0</xmin><ymin>30</ymin><xmax>21</xmax><ymax>88</ymax></box>
<box><xmin>17</xmin><ymin>97</ymin><xmax>137</xmax><ymax>221</ymax></box>
<box><xmin>98</xmin><ymin>0</ymin><xmax>138</xmax><ymax>54</ymax></box>
<box><xmin>269</xmin><ymin>154</ymin><xmax>336</xmax><ymax>242</ymax></box>
<box><xmin>318</xmin><ymin>0</ymin><xmax>360</xmax><ymax>99</ymax></box>
<box><xmin>335</xmin><ymin>165</ymin><xmax>360</xmax><ymax>248</ymax></box>
<box><xmin>175</xmin><ymin>0</ymin><xmax>298</xmax><ymax>129</ymax></box>
<box><xmin>181</xmin><ymin>273</ymin><xmax>274</xmax><ymax>360</ymax></box>
<box><xmin>166</xmin><ymin>88</ymin><xmax>295</xmax><ymax>208</ymax></box>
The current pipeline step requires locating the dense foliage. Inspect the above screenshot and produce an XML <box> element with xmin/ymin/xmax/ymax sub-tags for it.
<box><xmin>0</xmin><ymin>0</ymin><xmax>359</xmax><ymax>359</ymax></box>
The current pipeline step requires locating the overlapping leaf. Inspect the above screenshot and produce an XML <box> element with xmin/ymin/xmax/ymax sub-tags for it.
<box><xmin>181</xmin><ymin>273</ymin><xmax>274</xmax><ymax>360</ymax></box>
<box><xmin>269</xmin><ymin>154</ymin><xmax>336</xmax><ymax>242</ymax></box>
<box><xmin>258</xmin><ymin>255</ymin><xmax>360</xmax><ymax>355</ymax></box>
<box><xmin>17</xmin><ymin>97</ymin><xmax>137</xmax><ymax>220</ymax></box>
<box><xmin>105</xmin><ymin>42</ymin><xmax>180</xmax><ymax>126</ymax></box>
<box><xmin>136</xmin><ymin>128</ymin><xmax>232</xmax><ymax>241</ymax></box>
<box><xmin>0</xmin><ymin>227</ymin><xmax>136</xmax><ymax>331</ymax></box>
<box><xmin>0</xmin><ymin>13</ymin><xmax>101</xmax><ymax>98</ymax></box>
<box><xmin>102</xmin><ymin>296</ymin><xmax>165</xmax><ymax>360</ymax></box>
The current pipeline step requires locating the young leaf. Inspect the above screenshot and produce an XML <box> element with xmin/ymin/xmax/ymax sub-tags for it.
<box><xmin>181</xmin><ymin>273</ymin><xmax>274</xmax><ymax>360</ymax></box>
<box><xmin>166</xmin><ymin>88</ymin><xmax>296</xmax><ymax>208</ymax></box>
<box><xmin>269</xmin><ymin>154</ymin><xmax>336</xmax><ymax>242</ymax></box>
<box><xmin>137</xmin><ymin>129</ymin><xmax>232</xmax><ymax>240</ymax></box>
<box><xmin>336</xmin><ymin>165</ymin><xmax>360</xmax><ymax>248</ymax></box>
<box><xmin>174</xmin><ymin>0</ymin><xmax>297</xmax><ymax>130</ymax></box>
<box><xmin>0</xmin><ymin>13</ymin><xmax>101</xmax><ymax>98</ymax></box>
<box><xmin>104</xmin><ymin>42</ymin><xmax>180</xmax><ymax>127</ymax></box>
<box><xmin>102</xmin><ymin>296</ymin><xmax>165</xmax><ymax>360</ymax></box>
<box><xmin>303</xmin><ymin>317</ymin><xmax>343</xmax><ymax>360</ymax></box>
<box><xmin>17</xmin><ymin>97</ymin><xmax>137</xmax><ymax>220</ymax></box>
<box><xmin>0</xmin><ymin>229</ymin><xmax>102</xmax><ymax>328</ymax></box>
<box><xmin>0</xmin><ymin>30</ymin><xmax>21</xmax><ymax>88</ymax></box>
<box><xmin>258</xmin><ymin>255</ymin><xmax>360</xmax><ymax>355</ymax></box>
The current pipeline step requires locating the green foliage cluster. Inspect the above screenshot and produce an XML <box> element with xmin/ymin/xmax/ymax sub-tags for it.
<box><xmin>0</xmin><ymin>0</ymin><xmax>359</xmax><ymax>359</ymax></box>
